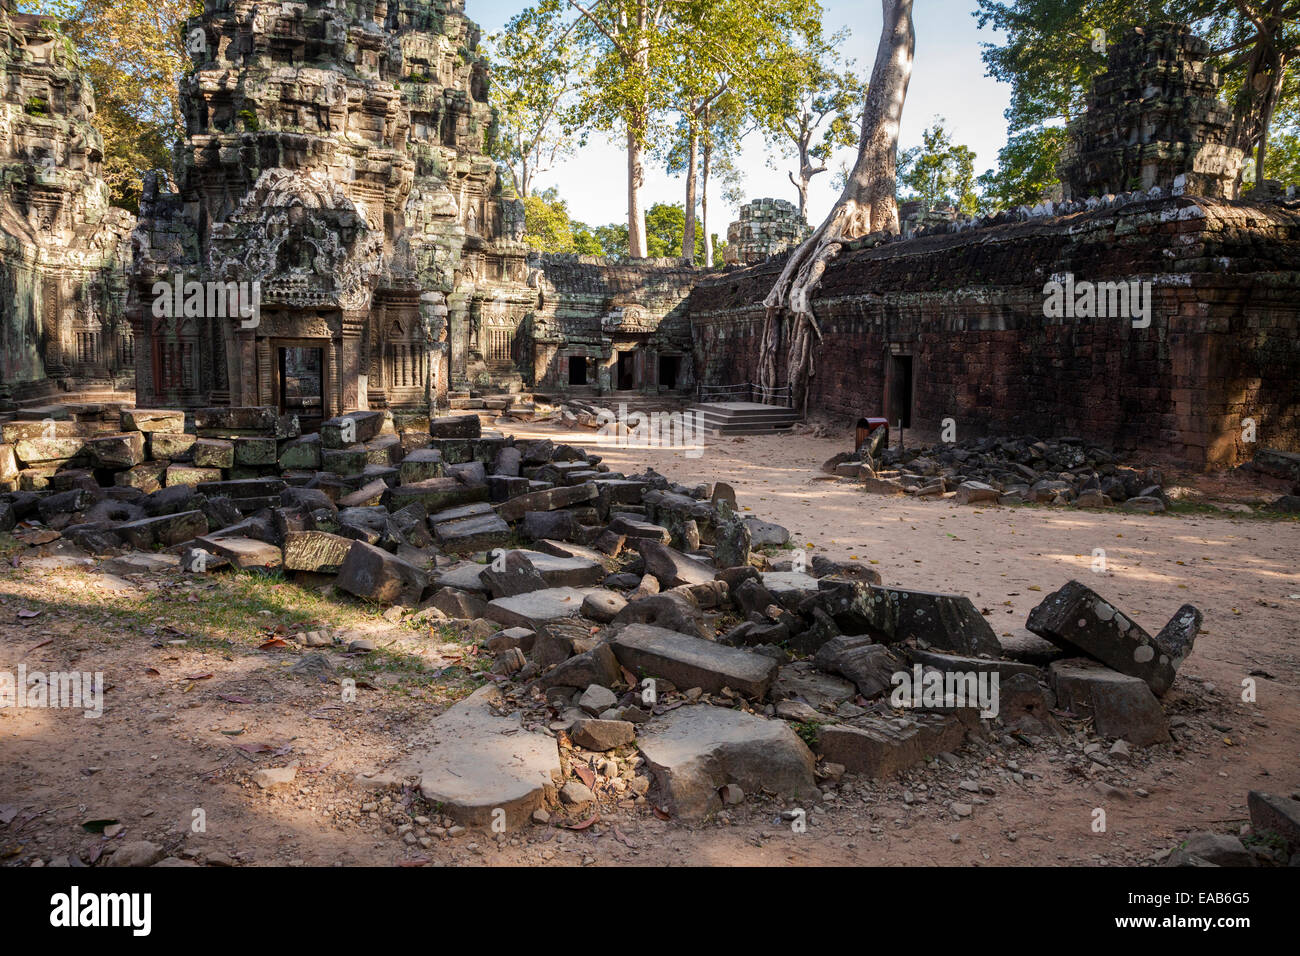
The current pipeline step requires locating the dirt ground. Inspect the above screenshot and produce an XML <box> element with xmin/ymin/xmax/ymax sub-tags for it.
<box><xmin>2</xmin><ymin>417</ymin><xmax>1297</xmax><ymax>868</ymax></box>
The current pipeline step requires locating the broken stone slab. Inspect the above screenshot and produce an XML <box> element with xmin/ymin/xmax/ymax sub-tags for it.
<box><xmin>817</xmin><ymin>713</ymin><xmax>970</xmax><ymax>776</ymax></box>
<box><xmin>535</xmin><ymin>643</ymin><xmax>621</xmax><ymax>691</ymax></box>
<box><xmin>773</xmin><ymin>661</ymin><xmax>856</xmax><ymax>710</ymax></box>
<box><xmin>905</xmin><ymin>646</ymin><xmax>1042</xmax><ymax>682</ymax></box>
<box><xmin>148</xmin><ymin>434</ymin><xmax>196</xmax><ymax>463</ymax></box>
<box><xmin>743</xmin><ymin>516</ymin><xmax>789</xmax><ymax>548</ymax></box>
<box><xmin>87</xmin><ymin>432</ymin><xmax>145</xmax><ymax>469</ymax></box>
<box><xmin>336</xmin><ymin>540</ymin><xmax>429</xmax><ymax>607</ymax></box>
<box><xmin>120</xmin><ymin>408</ymin><xmax>186</xmax><ymax>433</ymax></box>
<box><xmin>434</xmin><ymin>511</ymin><xmax>512</xmax><ymax>553</ymax></box>
<box><xmin>1247</xmin><ymin>791</ymin><xmax>1300</xmax><ymax>850</ymax></box>
<box><xmin>393</xmin><ymin>685</ymin><xmax>559</xmax><ymax>828</ymax></box>
<box><xmin>609</xmin><ymin>623</ymin><xmax>777</xmax><ymax>699</ymax></box>
<box><xmin>399</xmin><ymin>447</ymin><xmax>444</xmax><ymax>484</ymax></box>
<box><xmin>481</xmin><ymin>550</ymin><xmax>548</xmax><ymax>598</ymax></box>
<box><xmin>636</xmin><ymin>704</ymin><xmax>816</xmax><ymax>820</ymax></box>
<box><xmin>194</xmin><ymin>406</ymin><xmax>278</xmax><ymax>435</ymax></box>
<box><xmin>611</xmin><ymin>591</ymin><xmax>710</xmax><ymax>639</ymax></box>
<box><xmin>636</xmin><ymin>539</ymin><xmax>716</xmax><ymax>588</ymax></box>
<box><xmin>278</xmin><ymin>433</ymin><xmax>322</xmax><ymax>470</ymax></box>
<box><xmin>321</xmin><ymin>411</ymin><xmax>383</xmax><ymax>449</ymax></box>
<box><xmin>193</xmin><ymin>535</ymin><xmax>283</xmax><ymax>570</ymax></box>
<box><xmin>429</xmin><ymin>414</ymin><xmax>482</xmax><ymax>439</ymax></box>
<box><xmin>116</xmin><ymin>510</ymin><xmax>209</xmax><ymax>550</ymax></box>
<box><xmin>581</xmin><ymin>590</ymin><xmax>626</xmax><ymax>623</ymax></box>
<box><xmin>428</xmin><ymin>587</ymin><xmax>489</xmax><ymax>620</ymax></box>
<box><xmin>495</xmin><ymin>482</ymin><xmax>599</xmax><ymax>522</ymax></box>
<box><xmin>1027</xmin><ymin>580</ymin><xmax>1199</xmax><ymax>695</ymax></box>
<box><xmin>1167</xmin><ymin>832</ymin><xmax>1256</xmax><ymax>867</ymax></box>
<box><xmin>954</xmin><ymin>480</ymin><xmax>1000</xmax><ymax>504</ymax></box>
<box><xmin>389</xmin><ymin>476</ymin><xmax>489</xmax><ymax>513</ymax></box>
<box><xmin>571</xmin><ymin>718</ymin><xmax>635</xmax><ymax>751</ymax></box>
<box><xmin>608</xmin><ymin>514</ymin><xmax>672</xmax><ymax>543</ymax></box>
<box><xmin>283</xmin><ymin>531</ymin><xmax>353</xmax><ymax>573</ymax></box>
<box><xmin>338</xmin><ymin>479</ymin><xmax>390</xmax><ymax>509</ymax></box>
<box><xmin>486</xmin><ymin>587</ymin><xmax>601</xmax><ymax>630</ymax></box>
<box><xmin>814</xmin><ymin>636</ymin><xmax>905</xmax><ymax>699</ymax></box>
<box><xmin>1048</xmin><ymin>657</ymin><xmax>1171</xmax><ymax>746</ymax></box>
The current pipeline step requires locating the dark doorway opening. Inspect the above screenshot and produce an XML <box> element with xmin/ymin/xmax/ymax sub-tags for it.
<box><xmin>279</xmin><ymin>346</ymin><xmax>324</xmax><ymax>431</ymax></box>
<box><xmin>658</xmin><ymin>354</ymin><xmax>680</xmax><ymax>390</ymax></box>
<box><xmin>567</xmin><ymin>354</ymin><xmax>588</xmax><ymax>386</ymax></box>
<box><xmin>616</xmin><ymin>350</ymin><xmax>636</xmax><ymax>390</ymax></box>
<box><xmin>889</xmin><ymin>353</ymin><xmax>913</xmax><ymax>429</ymax></box>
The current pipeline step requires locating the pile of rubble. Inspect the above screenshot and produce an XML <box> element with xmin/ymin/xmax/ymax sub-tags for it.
<box><xmin>0</xmin><ymin>405</ymin><xmax>1227</xmax><ymax>839</ymax></box>
<box><xmin>826</xmin><ymin>434</ymin><xmax>1169</xmax><ymax>511</ymax></box>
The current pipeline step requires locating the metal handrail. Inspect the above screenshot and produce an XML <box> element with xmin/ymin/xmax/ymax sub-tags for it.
<box><xmin>696</xmin><ymin>382</ymin><xmax>793</xmax><ymax>408</ymax></box>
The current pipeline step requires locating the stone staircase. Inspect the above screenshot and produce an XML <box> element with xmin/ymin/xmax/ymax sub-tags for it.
<box><xmin>691</xmin><ymin>401</ymin><xmax>801</xmax><ymax>435</ymax></box>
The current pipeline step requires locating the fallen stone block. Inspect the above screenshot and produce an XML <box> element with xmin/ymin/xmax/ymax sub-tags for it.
<box><xmin>191</xmin><ymin>438</ymin><xmax>234</xmax><ymax>469</ymax></box>
<box><xmin>430</xmin><ymin>414</ymin><xmax>482</xmax><ymax>439</ymax></box>
<box><xmin>495</xmin><ymin>482</ymin><xmax>598</xmax><ymax>522</ymax></box>
<box><xmin>609</xmin><ymin>623</ymin><xmax>777</xmax><ymax>698</ymax></box>
<box><xmin>336</xmin><ymin>540</ymin><xmax>429</xmax><ymax>606</ymax></box>
<box><xmin>1048</xmin><ymin>657</ymin><xmax>1170</xmax><ymax>746</ymax></box>
<box><xmin>278</xmin><ymin>433</ymin><xmax>322</xmax><ymax>470</ymax></box>
<box><xmin>481</xmin><ymin>550</ymin><xmax>549</xmax><ymax>598</ymax></box>
<box><xmin>428</xmin><ymin>587</ymin><xmax>489</xmax><ymax>620</ymax></box>
<box><xmin>321</xmin><ymin>411</ymin><xmax>383</xmax><ymax>449</ymax></box>
<box><xmin>636</xmin><ymin>704</ymin><xmax>816</xmax><ymax>820</ymax></box>
<box><xmin>389</xmin><ymin>476</ymin><xmax>488</xmax><ymax>513</ymax></box>
<box><xmin>1247</xmin><ymin>791</ymin><xmax>1300</xmax><ymax>850</ymax></box>
<box><xmin>581</xmin><ymin>590</ymin><xmax>626</xmax><ymax>623</ymax></box>
<box><xmin>87</xmin><ymin>432</ymin><xmax>145</xmax><ymax>469</ymax></box>
<box><xmin>116</xmin><ymin>510</ymin><xmax>208</xmax><ymax>550</ymax></box>
<box><xmin>817</xmin><ymin>713</ymin><xmax>969</xmax><ymax>777</ymax></box>
<box><xmin>571</xmin><ymin>718</ymin><xmax>635</xmax><ymax>751</ymax></box>
<box><xmin>120</xmin><ymin>408</ymin><xmax>186</xmax><ymax>433</ymax></box>
<box><xmin>612</xmin><ymin>592</ymin><xmax>710</xmax><ymax>639</ymax></box>
<box><xmin>434</xmin><ymin>511</ymin><xmax>511</xmax><ymax>553</ymax></box>
<box><xmin>486</xmin><ymin>586</ymin><xmax>598</xmax><ymax>630</ymax></box>
<box><xmin>283</xmin><ymin>531</ymin><xmax>353</xmax><ymax>573</ymax></box>
<box><xmin>194</xmin><ymin>535</ymin><xmax>283</xmax><ymax>570</ymax></box>
<box><xmin>814</xmin><ymin>636</ymin><xmax>905</xmax><ymax>699</ymax></box>
<box><xmin>609</xmin><ymin>514</ymin><xmax>672</xmax><ymax>543</ymax></box>
<box><xmin>393</xmin><ymin>685</ymin><xmax>559</xmax><ymax>828</ymax></box>
<box><xmin>1027</xmin><ymin>580</ymin><xmax>1198</xmax><ymax>695</ymax></box>
<box><xmin>743</xmin><ymin>516</ymin><xmax>789</xmax><ymax>548</ymax></box>
<box><xmin>166</xmin><ymin>464</ymin><xmax>223</xmax><ymax>487</ymax></box>
<box><xmin>636</xmin><ymin>539</ymin><xmax>715</xmax><ymax>588</ymax></box>
<box><xmin>399</xmin><ymin>448</ymin><xmax>444</xmax><ymax>484</ymax></box>
<box><xmin>535</xmin><ymin>643</ymin><xmax>621</xmax><ymax>690</ymax></box>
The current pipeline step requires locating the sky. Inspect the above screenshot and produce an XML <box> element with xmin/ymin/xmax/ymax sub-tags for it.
<box><xmin>469</xmin><ymin>0</ymin><xmax>1012</xmax><ymax>233</ymax></box>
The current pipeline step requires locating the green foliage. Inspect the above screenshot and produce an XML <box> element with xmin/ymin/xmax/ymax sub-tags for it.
<box><xmin>899</xmin><ymin>118</ymin><xmax>980</xmax><ymax>215</ymax></box>
<box><xmin>975</xmin><ymin>126</ymin><xmax>1068</xmax><ymax>210</ymax></box>
<box><xmin>973</xmin><ymin>0</ymin><xmax>1300</xmax><ymax>203</ymax></box>
<box><xmin>486</xmin><ymin>0</ymin><xmax>588</xmax><ymax>198</ymax></box>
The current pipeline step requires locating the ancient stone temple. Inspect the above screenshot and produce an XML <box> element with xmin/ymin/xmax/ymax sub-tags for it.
<box><xmin>127</xmin><ymin>0</ymin><xmax>532</xmax><ymax>426</ymax></box>
<box><xmin>529</xmin><ymin>255</ymin><xmax>697</xmax><ymax>395</ymax></box>
<box><xmin>724</xmin><ymin>198</ymin><xmax>807</xmax><ymax>265</ymax></box>
<box><xmin>1058</xmin><ymin>24</ymin><xmax>1246</xmax><ymax>200</ymax></box>
<box><xmin>0</xmin><ymin>1</ymin><xmax>135</xmax><ymax>407</ymax></box>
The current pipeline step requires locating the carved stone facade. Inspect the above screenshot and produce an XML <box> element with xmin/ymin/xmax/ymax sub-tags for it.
<box><xmin>127</xmin><ymin>0</ymin><xmax>531</xmax><ymax>422</ymax></box>
<box><xmin>1059</xmin><ymin>24</ymin><xmax>1246</xmax><ymax>200</ymax></box>
<box><xmin>0</xmin><ymin>3</ymin><xmax>134</xmax><ymax>406</ymax></box>
<box><xmin>529</xmin><ymin>255</ymin><xmax>697</xmax><ymax>395</ymax></box>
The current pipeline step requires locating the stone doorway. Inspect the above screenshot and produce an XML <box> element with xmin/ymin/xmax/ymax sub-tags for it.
<box><xmin>616</xmin><ymin>350</ymin><xmax>636</xmax><ymax>390</ymax></box>
<box><xmin>567</xmin><ymin>354</ymin><xmax>588</xmax><ymax>386</ymax></box>
<box><xmin>888</xmin><ymin>353</ymin><xmax>913</xmax><ymax>429</ymax></box>
<box><xmin>274</xmin><ymin>339</ymin><xmax>331</xmax><ymax>431</ymax></box>
<box><xmin>658</xmin><ymin>354</ymin><xmax>680</xmax><ymax>390</ymax></box>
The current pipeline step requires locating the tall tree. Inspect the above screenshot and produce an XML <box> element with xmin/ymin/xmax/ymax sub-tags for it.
<box><xmin>759</xmin><ymin>0</ymin><xmax>915</xmax><ymax>411</ymax></box>
<box><xmin>974</xmin><ymin>0</ymin><xmax>1300</xmax><ymax>200</ymax></box>
<box><xmin>566</xmin><ymin>0</ymin><xmax>678</xmax><ymax>258</ymax></box>
<box><xmin>488</xmin><ymin>0</ymin><xmax>588</xmax><ymax>199</ymax></box>
<box><xmin>898</xmin><ymin>118</ymin><xmax>980</xmax><ymax>215</ymax></box>
<box><xmin>754</xmin><ymin>28</ymin><xmax>867</xmax><ymax>219</ymax></box>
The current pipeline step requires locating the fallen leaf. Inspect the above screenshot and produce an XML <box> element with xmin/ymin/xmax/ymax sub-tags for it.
<box><xmin>566</xmin><ymin>814</ymin><xmax>600</xmax><ymax>830</ymax></box>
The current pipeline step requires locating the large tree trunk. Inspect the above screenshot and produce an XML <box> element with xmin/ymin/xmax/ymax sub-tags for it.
<box><xmin>683</xmin><ymin>123</ymin><xmax>699</xmax><ymax>262</ymax></box>
<box><xmin>702</xmin><ymin>130</ymin><xmax>713</xmax><ymax>268</ymax></box>
<box><xmin>759</xmin><ymin>0</ymin><xmax>914</xmax><ymax>411</ymax></box>
<box><xmin>627</xmin><ymin>122</ymin><xmax>648</xmax><ymax>257</ymax></box>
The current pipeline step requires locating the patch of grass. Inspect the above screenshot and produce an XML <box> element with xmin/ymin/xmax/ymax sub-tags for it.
<box><xmin>793</xmin><ymin>719</ymin><xmax>824</xmax><ymax>748</ymax></box>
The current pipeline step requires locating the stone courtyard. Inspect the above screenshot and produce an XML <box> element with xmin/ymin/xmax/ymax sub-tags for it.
<box><xmin>0</xmin><ymin>0</ymin><xmax>1298</xmax><ymax>875</ymax></box>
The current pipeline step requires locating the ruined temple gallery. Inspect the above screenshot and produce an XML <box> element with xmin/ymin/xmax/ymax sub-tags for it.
<box><xmin>1</xmin><ymin>2</ymin><xmax>1298</xmax><ymax>469</ymax></box>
